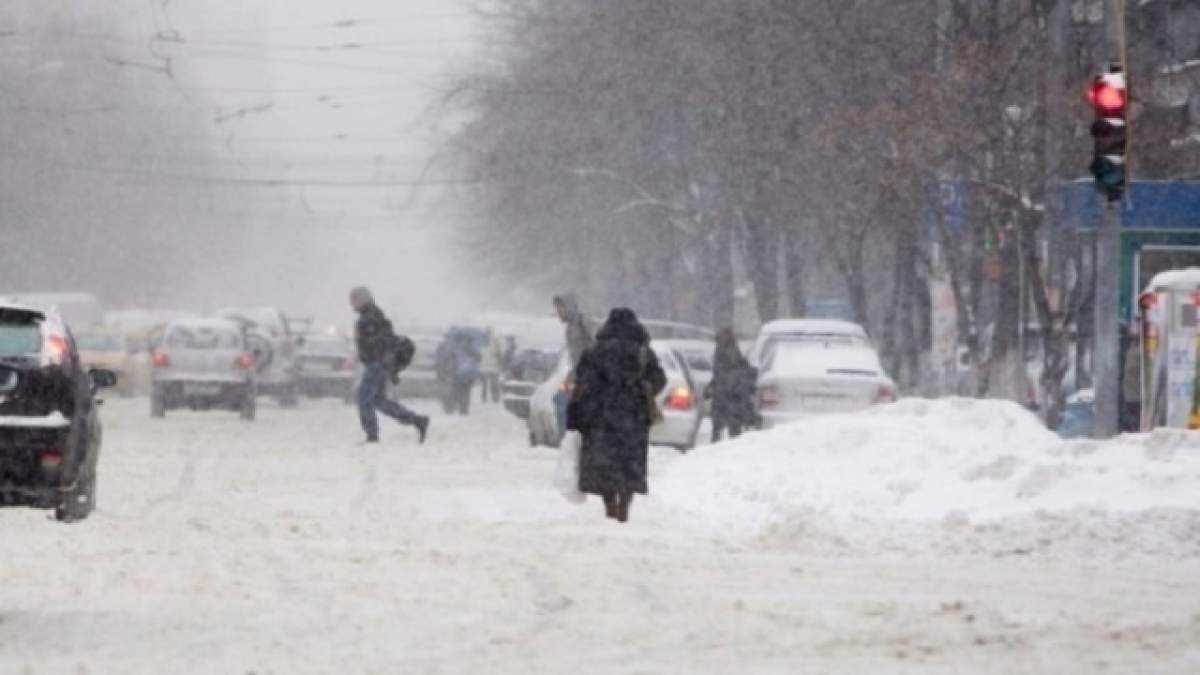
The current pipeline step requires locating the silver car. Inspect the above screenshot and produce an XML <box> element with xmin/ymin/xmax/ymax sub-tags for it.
<box><xmin>295</xmin><ymin>333</ymin><xmax>357</xmax><ymax>402</ymax></box>
<box><xmin>150</xmin><ymin>318</ymin><xmax>257</xmax><ymax>420</ymax></box>
<box><xmin>215</xmin><ymin>307</ymin><xmax>300</xmax><ymax>407</ymax></box>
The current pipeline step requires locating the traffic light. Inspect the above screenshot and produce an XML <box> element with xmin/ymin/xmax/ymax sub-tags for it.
<box><xmin>1088</xmin><ymin>67</ymin><xmax>1128</xmax><ymax>203</ymax></box>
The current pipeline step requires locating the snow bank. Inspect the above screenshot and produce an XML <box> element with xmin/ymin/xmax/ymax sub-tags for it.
<box><xmin>657</xmin><ymin>398</ymin><xmax>1200</xmax><ymax>555</ymax></box>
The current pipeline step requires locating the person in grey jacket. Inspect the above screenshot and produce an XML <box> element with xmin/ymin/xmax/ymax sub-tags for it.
<box><xmin>553</xmin><ymin>293</ymin><xmax>597</xmax><ymax>434</ymax></box>
<box><xmin>553</xmin><ymin>293</ymin><xmax>596</xmax><ymax>370</ymax></box>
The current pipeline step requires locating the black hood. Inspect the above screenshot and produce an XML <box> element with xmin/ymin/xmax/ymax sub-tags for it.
<box><xmin>596</xmin><ymin>307</ymin><xmax>649</xmax><ymax>344</ymax></box>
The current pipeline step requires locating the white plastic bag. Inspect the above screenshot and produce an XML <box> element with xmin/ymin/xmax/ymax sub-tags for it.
<box><xmin>554</xmin><ymin>431</ymin><xmax>587</xmax><ymax>504</ymax></box>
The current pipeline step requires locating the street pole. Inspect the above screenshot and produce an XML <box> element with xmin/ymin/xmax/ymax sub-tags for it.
<box><xmin>1093</xmin><ymin>0</ymin><xmax>1125</xmax><ymax>438</ymax></box>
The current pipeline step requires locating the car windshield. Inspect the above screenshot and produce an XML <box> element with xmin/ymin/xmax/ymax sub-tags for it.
<box><xmin>764</xmin><ymin>342</ymin><xmax>882</xmax><ymax>376</ymax></box>
<box><xmin>680</xmin><ymin>350</ymin><xmax>712</xmax><ymax>372</ymax></box>
<box><xmin>165</xmin><ymin>325</ymin><xmax>241</xmax><ymax>350</ymax></box>
<box><xmin>765</xmin><ymin>332</ymin><xmax>869</xmax><ymax>356</ymax></box>
<box><xmin>0</xmin><ymin>321</ymin><xmax>41</xmax><ymax>357</ymax></box>
<box><xmin>76</xmin><ymin>334</ymin><xmax>124</xmax><ymax>352</ymax></box>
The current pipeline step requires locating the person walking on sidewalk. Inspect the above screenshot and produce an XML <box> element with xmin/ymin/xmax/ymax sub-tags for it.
<box><xmin>567</xmin><ymin>308</ymin><xmax>666</xmax><ymax>523</ymax></box>
<box><xmin>350</xmin><ymin>286</ymin><xmax>429</xmax><ymax>444</ymax></box>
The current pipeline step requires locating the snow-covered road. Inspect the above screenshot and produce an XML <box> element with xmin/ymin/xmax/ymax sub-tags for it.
<box><xmin>2</xmin><ymin>398</ymin><xmax>1198</xmax><ymax>673</ymax></box>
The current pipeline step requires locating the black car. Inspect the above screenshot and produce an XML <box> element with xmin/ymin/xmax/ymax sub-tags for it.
<box><xmin>0</xmin><ymin>303</ymin><xmax>116</xmax><ymax>522</ymax></box>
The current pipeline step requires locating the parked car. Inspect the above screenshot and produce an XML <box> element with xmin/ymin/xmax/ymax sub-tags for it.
<box><xmin>75</xmin><ymin>327</ymin><xmax>151</xmax><ymax>398</ymax></box>
<box><xmin>295</xmin><ymin>333</ymin><xmax>357</xmax><ymax>402</ymax></box>
<box><xmin>215</xmin><ymin>307</ymin><xmax>300</xmax><ymax>407</ymax></box>
<box><xmin>755</xmin><ymin>338</ymin><xmax>897</xmax><ymax>428</ymax></box>
<box><xmin>0</xmin><ymin>302</ymin><xmax>116</xmax><ymax>522</ymax></box>
<box><xmin>150</xmin><ymin>318</ymin><xmax>257</xmax><ymax>420</ymax></box>
<box><xmin>501</xmin><ymin>346</ymin><xmax>560</xmax><ymax>420</ymax></box>
<box><xmin>527</xmin><ymin>341</ymin><xmax>704</xmax><ymax>451</ymax></box>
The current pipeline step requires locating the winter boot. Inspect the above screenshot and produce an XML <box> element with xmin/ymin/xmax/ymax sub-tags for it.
<box><xmin>415</xmin><ymin>416</ymin><xmax>430</xmax><ymax>445</ymax></box>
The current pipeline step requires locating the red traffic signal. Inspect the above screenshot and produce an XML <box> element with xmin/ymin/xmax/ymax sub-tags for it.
<box><xmin>1088</xmin><ymin>73</ymin><xmax>1127</xmax><ymax>115</ymax></box>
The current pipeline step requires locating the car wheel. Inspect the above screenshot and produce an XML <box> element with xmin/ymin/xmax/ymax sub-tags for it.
<box><xmin>55</xmin><ymin>467</ymin><xmax>96</xmax><ymax>523</ymax></box>
<box><xmin>150</xmin><ymin>385</ymin><xmax>166</xmax><ymax>418</ymax></box>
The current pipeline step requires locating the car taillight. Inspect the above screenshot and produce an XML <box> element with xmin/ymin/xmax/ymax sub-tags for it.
<box><xmin>873</xmin><ymin>384</ymin><xmax>896</xmax><ymax>404</ymax></box>
<box><xmin>40</xmin><ymin>451</ymin><xmax>62</xmax><ymax>470</ymax></box>
<box><xmin>758</xmin><ymin>384</ymin><xmax>781</xmax><ymax>409</ymax></box>
<box><xmin>46</xmin><ymin>335</ymin><xmax>68</xmax><ymax>365</ymax></box>
<box><xmin>560</xmin><ymin>377</ymin><xmax>574</xmax><ymax>394</ymax></box>
<box><xmin>234</xmin><ymin>353</ymin><xmax>255</xmax><ymax>370</ymax></box>
<box><xmin>152</xmin><ymin>350</ymin><xmax>171</xmax><ymax>368</ymax></box>
<box><xmin>665</xmin><ymin>386</ymin><xmax>694</xmax><ymax>411</ymax></box>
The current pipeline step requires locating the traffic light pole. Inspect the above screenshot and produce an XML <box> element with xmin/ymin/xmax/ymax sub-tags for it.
<box><xmin>1093</xmin><ymin>203</ymin><xmax>1121</xmax><ymax>438</ymax></box>
<box><xmin>1093</xmin><ymin>0</ymin><xmax>1125</xmax><ymax>439</ymax></box>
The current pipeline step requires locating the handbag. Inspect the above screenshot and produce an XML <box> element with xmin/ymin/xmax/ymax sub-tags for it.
<box><xmin>639</xmin><ymin>346</ymin><xmax>664</xmax><ymax>425</ymax></box>
<box><xmin>553</xmin><ymin>431</ymin><xmax>587</xmax><ymax>504</ymax></box>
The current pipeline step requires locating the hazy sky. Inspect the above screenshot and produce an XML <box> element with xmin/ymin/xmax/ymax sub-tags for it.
<box><xmin>120</xmin><ymin>0</ymin><xmax>484</xmax><ymax>328</ymax></box>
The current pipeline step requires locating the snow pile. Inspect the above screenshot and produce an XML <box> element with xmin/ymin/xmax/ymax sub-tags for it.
<box><xmin>657</xmin><ymin>398</ymin><xmax>1200</xmax><ymax>556</ymax></box>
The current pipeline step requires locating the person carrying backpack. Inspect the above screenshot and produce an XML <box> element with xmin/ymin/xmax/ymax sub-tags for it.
<box><xmin>349</xmin><ymin>286</ymin><xmax>429</xmax><ymax>444</ymax></box>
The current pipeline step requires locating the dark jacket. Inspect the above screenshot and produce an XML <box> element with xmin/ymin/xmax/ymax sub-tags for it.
<box><xmin>710</xmin><ymin>338</ymin><xmax>757</xmax><ymax>425</ymax></box>
<box><xmin>355</xmin><ymin>302</ymin><xmax>394</xmax><ymax>366</ymax></box>
<box><xmin>436</xmin><ymin>332</ymin><xmax>482</xmax><ymax>386</ymax></box>
<box><xmin>568</xmin><ymin>308</ymin><xmax>666</xmax><ymax>496</ymax></box>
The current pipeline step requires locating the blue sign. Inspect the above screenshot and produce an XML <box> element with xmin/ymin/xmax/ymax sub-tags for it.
<box><xmin>1060</xmin><ymin>180</ymin><xmax>1200</xmax><ymax>230</ymax></box>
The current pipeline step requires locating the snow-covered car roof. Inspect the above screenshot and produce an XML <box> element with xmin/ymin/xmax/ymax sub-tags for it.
<box><xmin>165</xmin><ymin>316</ymin><xmax>244</xmax><ymax>332</ymax></box>
<box><xmin>1144</xmin><ymin>267</ymin><xmax>1200</xmax><ymax>294</ymax></box>
<box><xmin>655</xmin><ymin>338</ymin><xmax>715</xmax><ymax>351</ymax></box>
<box><xmin>759</xmin><ymin>318</ymin><xmax>867</xmax><ymax>337</ymax></box>
<box><xmin>0</xmin><ymin>300</ymin><xmax>48</xmax><ymax>319</ymax></box>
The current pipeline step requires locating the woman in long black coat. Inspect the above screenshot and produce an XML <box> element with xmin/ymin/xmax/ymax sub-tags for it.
<box><xmin>709</xmin><ymin>326</ymin><xmax>758</xmax><ymax>442</ymax></box>
<box><xmin>567</xmin><ymin>308</ymin><xmax>666</xmax><ymax>522</ymax></box>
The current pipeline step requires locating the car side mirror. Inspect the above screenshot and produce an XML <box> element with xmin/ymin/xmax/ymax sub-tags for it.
<box><xmin>89</xmin><ymin>369</ymin><xmax>118</xmax><ymax>390</ymax></box>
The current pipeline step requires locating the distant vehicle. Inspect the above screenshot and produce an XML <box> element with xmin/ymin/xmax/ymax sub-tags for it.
<box><xmin>1</xmin><ymin>292</ymin><xmax>104</xmax><ymax>330</ymax></box>
<box><xmin>0</xmin><ymin>301</ymin><xmax>117</xmax><ymax>522</ymax></box>
<box><xmin>655</xmin><ymin>338</ymin><xmax>716</xmax><ymax>413</ymax></box>
<box><xmin>527</xmin><ymin>341</ymin><xmax>704</xmax><ymax>451</ymax></box>
<box><xmin>150</xmin><ymin>317</ymin><xmax>258</xmax><ymax>420</ymax></box>
<box><xmin>215</xmin><ymin>307</ymin><xmax>300</xmax><ymax>407</ymax></box>
<box><xmin>501</xmin><ymin>347</ymin><xmax>559</xmax><ymax>420</ymax></box>
<box><xmin>748</xmin><ymin>319</ymin><xmax>873</xmax><ymax>368</ymax></box>
<box><xmin>295</xmin><ymin>333</ymin><xmax>357</xmax><ymax>402</ymax></box>
<box><xmin>394</xmin><ymin>334</ymin><xmax>444</xmax><ymax>399</ymax></box>
<box><xmin>755</xmin><ymin>337</ymin><xmax>896</xmax><ymax>428</ymax></box>
<box><xmin>75</xmin><ymin>327</ymin><xmax>151</xmax><ymax>398</ymax></box>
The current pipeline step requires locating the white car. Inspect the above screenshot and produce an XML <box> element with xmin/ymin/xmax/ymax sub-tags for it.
<box><xmin>527</xmin><ymin>341</ymin><xmax>704</xmax><ymax>451</ymax></box>
<box><xmin>150</xmin><ymin>318</ymin><xmax>257</xmax><ymax>420</ymax></box>
<box><xmin>755</xmin><ymin>339</ymin><xmax>896</xmax><ymax>428</ymax></box>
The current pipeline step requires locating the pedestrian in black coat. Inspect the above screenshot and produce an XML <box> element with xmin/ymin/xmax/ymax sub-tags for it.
<box><xmin>709</xmin><ymin>327</ymin><xmax>757</xmax><ymax>442</ymax></box>
<box><xmin>349</xmin><ymin>286</ymin><xmax>429</xmax><ymax>444</ymax></box>
<box><xmin>567</xmin><ymin>308</ymin><xmax>666</xmax><ymax>522</ymax></box>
